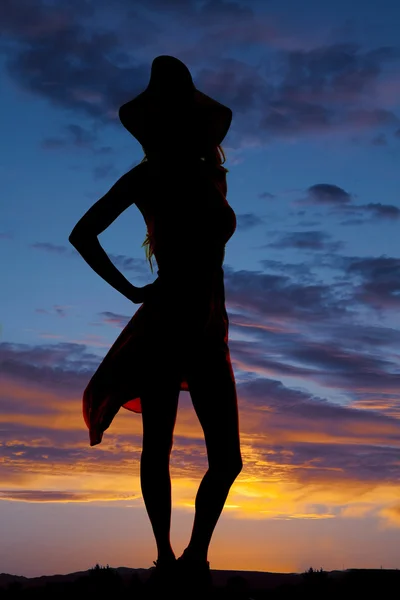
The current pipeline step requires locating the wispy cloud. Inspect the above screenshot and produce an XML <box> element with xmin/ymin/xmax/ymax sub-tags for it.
<box><xmin>265</xmin><ymin>230</ymin><xmax>343</xmax><ymax>253</ymax></box>
<box><xmin>1</xmin><ymin>1</ymin><xmax>399</xmax><ymax>150</ymax></box>
<box><xmin>236</xmin><ymin>213</ymin><xmax>265</xmax><ymax>231</ymax></box>
<box><xmin>30</xmin><ymin>242</ymin><xmax>69</xmax><ymax>255</ymax></box>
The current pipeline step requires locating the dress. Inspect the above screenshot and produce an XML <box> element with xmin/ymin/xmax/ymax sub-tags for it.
<box><xmin>83</xmin><ymin>158</ymin><xmax>237</xmax><ymax>446</ymax></box>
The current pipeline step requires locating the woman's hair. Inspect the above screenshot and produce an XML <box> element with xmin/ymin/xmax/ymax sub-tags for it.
<box><xmin>141</xmin><ymin>144</ymin><xmax>228</xmax><ymax>273</ymax></box>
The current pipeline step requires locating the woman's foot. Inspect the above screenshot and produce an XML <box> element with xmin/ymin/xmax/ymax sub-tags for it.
<box><xmin>176</xmin><ymin>549</ymin><xmax>212</xmax><ymax>592</ymax></box>
<box><xmin>146</xmin><ymin>556</ymin><xmax>177</xmax><ymax>591</ymax></box>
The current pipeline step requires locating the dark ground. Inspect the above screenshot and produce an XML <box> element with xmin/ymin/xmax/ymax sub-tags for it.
<box><xmin>1</xmin><ymin>565</ymin><xmax>399</xmax><ymax>599</ymax></box>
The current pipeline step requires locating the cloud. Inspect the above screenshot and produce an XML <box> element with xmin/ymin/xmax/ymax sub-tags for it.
<box><xmin>29</xmin><ymin>241</ymin><xmax>151</xmax><ymax>277</ymax></box>
<box><xmin>41</xmin><ymin>123</ymin><xmax>112</xmax><ymax>155</ymax></box>
<box><xmin>240</xmin><ymin>376</ymin><xmax>400</xmax><ymax>448</ymax></box>
<box><xmin>108</xmin><ymin>253</ymin><xmax>150</xmax><ymax>275</ymax></box>
<box><xmin>236</xmin><ymin>213</ymin><xmax>265</xmax><ymax>231</ymax></box>
<box><xmin>266</xmin><ymin>230</ymin><xmax>343</xmax><ymax>252</ymax></box>
<box><xmin>0</xmin><ymin>0</ymin><xmax>90</xmax><ymax>37</ymax></box>
<box><xmin>229</xmin><ymin>317</ymin><xmax>400</xmax><ymax>404</ymax></box>
<box><xmin>258</xmin><ymin>44</ymin><xmax>399</xmax><ymax>139</ymax></box>
<box><xmin>230</xmin><ymin>326</ymin><xmax>400</xmax><ymax>399</ymax></box>
<box><xmin>34</xmin><ymin>305</ymin><xmax>72</xmax><ymax>318</ymax></box>
<box><xmin>362</xmin><ymin>203</ymin><xmax>400</xmax><ymax>219</ymax></box>
<box><xmin>307</xmin><ymin>184</ymin><xmax>352</xmax><ymax>205</ymax></box>
<box><xmin>259</xmin><ymin>259</ymin><xmax>314</xmax><ymax>281</ymax></box>
<box><xmin>195</xmin><ymin>56</ymin><xmax>270</xmax><ymax>116</ymax></box>
<box><xmin>0</xmin><ymin>341</ymin><xmax>99</xmax><ymax>395</ymax></box>
<box><xmin>220</xmin><ymin>261</ymin><xmax>400</xmax><ymax>409</ymax></box>
<box><xmin>300</xmin><ymin>184</ymin><xmax>400</xmax><ymax>222</ymax></box>
<box><xmin>337</xmin><ymin>204</ymin><xmax>400</xmax><ymax>224</ymax></box>
<box><xmin>249</xmin><ymin>440</ymin><xmax>400</xmax><ymax>487</ymax></box>
<box><xmin>224</xmin><ymin>264</ymin><xmax>345</xmax><ymax>322</ymax></box>
<box><xmin>51</xmin><ymin>123</ymin><xmax>95</xmax><ymax>146</ymax></box>
<box><xmin>1</xmin><ymin>301</ymin><xmax>400</xmax><ymax>518</ymax></box>
<box><xmin>2</xmin><ymin>11</ymin><xmax>146</xmax><ymax>121</ymax></box>
<box><xmin>300</xmin><ymin>319</ymin><xmax>400</xmax><ymax>356</ymax></box>
<box><xmin>0</xmin><ymin>490</ymin><xmax>140</xmax><ymax>503</ymax></box>
<box><xmin>258</xmin><ymin>191</ymin><xmax>275</xmax><ymax>200</ymax></box>
<box><xmin>92</xmin><ymin>163</ymin><xmax>118</xmax><ymax>180</ymax></box>
<box><xmin>1</xmin><ymin>2</ymin><xmax>399</xmax><ymax>149</ymax></box>
<box><xmin>30</xmin><ymin>242</ymin><xmax>69</xmax><ymax>255</ymax></box>
<box><xmin>380</xmin><ymin>504</ymin><xmax>400</xmax><ymax>527</ymax></box>
<box><xmin>3</xmin><ymin>2</ymin><xmax>400</xmax><ymax>529</ymax></box>
<box><xmin>343</xmin><ymin>256</ymin><xmax>400</xmax><ymax>310</ymax></box>
<box><xmin>284</xmin><ymin>342</ymin><xmax>399</xmax><ymax>394</ymax></box>
<box><xmin>99</xmin><ymin>311</ymin><xmax>131</xmax><ymax>328</ymax></box>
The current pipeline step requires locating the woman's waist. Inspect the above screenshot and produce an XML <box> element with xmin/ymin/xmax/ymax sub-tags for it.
<box><xmin>156</xmin><ymin>264</ymin><xmax>223</xmax><ymax>286</ymax></box>
<box><xmin>148</xmin><ymin>266</ymin><xmax>225</xmax><ymax>311</ymax></box>
<box><xmin>153</xmin><ymin>244</ymin><xmax>225</xmax><ymax>272</ymax></box>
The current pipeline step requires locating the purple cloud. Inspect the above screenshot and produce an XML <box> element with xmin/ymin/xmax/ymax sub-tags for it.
<box><xmin>224</xmin><ymin>265</ymin><xmax>346</xmax><ymax>322</ymax></box>
<box><xmin>1</xmin><ymin>2</ymin><xmax>398</xmax><ymax>147</ymax></box>
<box><xmin>0</xmin><ymin>341</ymin><xmax>99</xmax><ymax>394</ymax></box>
<box><xmin>259</xmin><ymin>44</ymin><xmax>399</xmax><ymax>138</ymax></box>
<box><xmin>345</xmin><ymin>256</ymin><xmax>400</xmax><ymax>309</ymax></box>
<box><xmin>99</xmin><ymin>311</ymin><xmax>131</xmax><ymax>328</ymax></box>
<box><xmin>363</xmin><ymin>203</ymin><xmax>400</xmax><ymax>219</ymax></box>
<box><xmin>302</xmin><ymin>184</ymin><xmax>399</xmax><ymax>222</ymax></box>
<box><xmin>0</xmin><ymin>490</ymin><xmax>139</xmax><ymax>502</ymax></box>
<box><xmin>307</xmin><ymin>184</ymin><xmax>352</xmax><ymax>205</ymax></box>
<box><xmin>254</xmin><ymin>441</ymin><xmax>400</xmax><ymax>484</ymax></box>
<box><xmin>241</xmin><ymin>377</ymin><xmax>400</xmax><ymax>446</ymax></box>
<box><xmin>266</xmin><ymin>231</ymin><xmax>343</xmax><ymax>252</ymax></box>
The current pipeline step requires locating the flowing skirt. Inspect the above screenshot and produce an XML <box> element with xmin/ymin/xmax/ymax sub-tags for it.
<box><xmin>82</xmin><ymin>274</ymin><xmax>234</xmax><ymax>446</ymax></box>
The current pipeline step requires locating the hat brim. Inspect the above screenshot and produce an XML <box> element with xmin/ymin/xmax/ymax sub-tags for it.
<box><xmin>119</xmin><ymin>87</ymin><xmax>232</xmax><ymax>149</ymax></box>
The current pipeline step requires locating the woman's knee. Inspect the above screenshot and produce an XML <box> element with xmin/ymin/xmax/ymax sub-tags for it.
<box><xmin>209</xmin><ymin>453</ymin><xmax>243</xmax><ymax>481</ymax></box>
<box><xmin>229</xmin><ymin>454</ymin><xmax>243</xmax><ymax>479</ymax></box>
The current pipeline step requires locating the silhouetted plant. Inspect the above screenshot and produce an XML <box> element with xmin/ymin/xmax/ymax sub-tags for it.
<box><xmin>302</xmin><ymin>566</ymin><xmax>328</xmax><ymax>591</ymax></box>
<box><xmin>86</xmin><ymin>563</ymin><xmax>122</xmax><ymax>594</ymax></box>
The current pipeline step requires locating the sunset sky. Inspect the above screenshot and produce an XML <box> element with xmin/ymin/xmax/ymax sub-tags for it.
<box><xmin>2</xmin><ymin>0</ymin><xmax>400</xmax><ymax>578</ymax></box>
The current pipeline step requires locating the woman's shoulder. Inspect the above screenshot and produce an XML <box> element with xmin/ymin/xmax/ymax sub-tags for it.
<box><xmin>122</xmin><ymin>160</ymin><xmax>149</xmax><ymax>182</ymax></box>
<box><xmin>125</xmin><ymin>160</ymin><xmax>154</xmax><ymax>192</ymax></box>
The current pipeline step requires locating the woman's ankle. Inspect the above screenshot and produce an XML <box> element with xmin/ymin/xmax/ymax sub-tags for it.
<box><xmin>180</xmin><ymin>546</ymin><xmax>208</xmax><ymax>563</ymax></box>
<box><xmin>156</xmin><ymin>548</ymin><xmax>176</xmax><ymax>564</ymax></box>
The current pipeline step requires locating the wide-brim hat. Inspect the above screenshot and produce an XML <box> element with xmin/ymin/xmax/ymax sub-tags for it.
<box><xmin>119</xmin><ymin>55</ymin><xmax>232</xmax><ymax>152</ymax></box>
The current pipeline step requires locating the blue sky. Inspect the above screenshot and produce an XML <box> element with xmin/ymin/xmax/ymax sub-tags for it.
<box><xmin>1</xmin><ymin>0</ymin><xmax>400</xmax><ymax>577</ymax></box>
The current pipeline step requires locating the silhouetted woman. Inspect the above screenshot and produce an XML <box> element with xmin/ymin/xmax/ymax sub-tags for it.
<box><xmin>69</xmin><ymin>56</ymin><xmax>242</xmax><ymax>590</ymax></box>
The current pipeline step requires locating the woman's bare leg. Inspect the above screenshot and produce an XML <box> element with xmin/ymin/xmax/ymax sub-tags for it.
<box><xmin>182</xmin><ymin>348</ymin><xmax>242</xmax><ymax>562</ymax></box>
<box><xmin>140</xmin><ymin>373</ymin><xmax>181</xmax><ymax>563</ymax></box>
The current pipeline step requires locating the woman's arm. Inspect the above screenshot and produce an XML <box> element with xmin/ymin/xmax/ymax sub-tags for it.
<box><xmin>70</xmin><ymin>236</ymin><xmax>142</xmax><ymax>303</ymax></box>
<box><xmin>69</xmin><ymin>165</ymin><xmax>148</xmax><ymax>303</ymax></box>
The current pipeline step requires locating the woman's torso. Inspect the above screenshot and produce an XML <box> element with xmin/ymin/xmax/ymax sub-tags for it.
<box><xmin>135</xmin><ymin>158</ymin><xmax>236</xmax><ymax>288</ymax></box>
